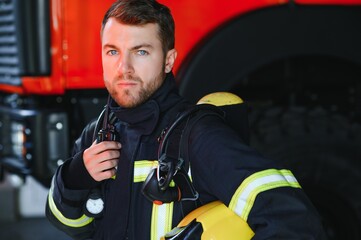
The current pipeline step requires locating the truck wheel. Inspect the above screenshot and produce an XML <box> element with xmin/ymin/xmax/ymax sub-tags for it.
<box><xmin>248</xmin><ymin>106</ymin><xmax>361</xmax><ymax>240</ymax></box>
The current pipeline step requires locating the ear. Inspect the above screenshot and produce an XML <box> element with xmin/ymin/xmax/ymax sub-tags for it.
<box><xmin>164</xmin><ymin>49</ymin><xmax>177</xmax><ymax>73</ymax></box>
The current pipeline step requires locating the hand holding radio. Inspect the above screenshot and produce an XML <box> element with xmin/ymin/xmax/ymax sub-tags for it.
<box><xmin>83</xmin><ymin>140</ymin><xmax>121</xmax><ymax>182</ymax></box>
<box><xmin>84</xmin><ymin>95</ymin><xmax>121</xmax><ymax>182</ymax></box>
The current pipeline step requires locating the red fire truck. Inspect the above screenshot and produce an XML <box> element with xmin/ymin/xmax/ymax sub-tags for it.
<box><xmin>0</xmin><ymin>0</ymin><xmax>360</xmax><ymax>239</ymax></box>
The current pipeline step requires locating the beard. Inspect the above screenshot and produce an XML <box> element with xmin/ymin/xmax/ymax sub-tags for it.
<box><xmin>105</xmin><ymin>70</ymin><xmax>166</xmax><ymax>108</ymax></box>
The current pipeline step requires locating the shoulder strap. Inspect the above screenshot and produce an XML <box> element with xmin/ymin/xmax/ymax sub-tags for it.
<box><xmin>157</xmin><ymin>104</ymin><xmax>224</xmax><ymax>216</ymax></box>
<box><xmin>141</xmin><ymin>104</ymin><xmax>225</xmax><ymax>214</ymax></box>
<box><xmin>158</xmin><ymin>104</ymin><xmax>224</xmax><ymax>175</ymax></box>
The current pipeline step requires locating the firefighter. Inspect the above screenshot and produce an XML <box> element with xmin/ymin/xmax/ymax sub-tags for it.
<box><xmin>46</xmin><ymin>0</ymin><xmax>327</xmax><ymax>239</ymax></box>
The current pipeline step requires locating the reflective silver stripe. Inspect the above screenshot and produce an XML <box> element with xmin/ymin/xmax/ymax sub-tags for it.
<box><xmin>134</xmin><ymin>160</ymin><xmax>158</xmax><ymax>182</ymax></box>
<box><xmin>134</xmin><ymin>161</ymin><xmax>173</xmax><ymax>240</ymax></box>
<box><xmin>48</xmin><ymin>178</ymin><xmax>93</xmax><ymax>227</ymax></box>
<box><xmin>151</xmin><ymin>202</ymin><xmax>174</xmax><ymax>240</ymax></box>
<box><xmin>229</xmin><ymin>169</ymin><xmax>301</xmax><ymax>221</ymax></box>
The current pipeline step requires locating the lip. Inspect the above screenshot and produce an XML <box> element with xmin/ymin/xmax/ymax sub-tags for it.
<box><xmin>117</xmin><ymin>81</ymin><xmax>138</xmax><ymax>87</ymax></box>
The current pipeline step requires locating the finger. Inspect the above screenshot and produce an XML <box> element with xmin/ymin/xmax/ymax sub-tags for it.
<box><xmin>84</xmin><ymin>141</ymin><xmax>104</xmax><ymax>156</ymax></box>
<box><xmin>87</xmin><ymin>164</ymin><xmax>116</xmax><ymax>181</ymax></box>
<box><xmin>97</xmin><ymin>150</ymin><xmax>120</xmax><ymax>163</ymax></box>
<box><xmin>98</xmin><ymin>159</ymin><xmax>119</xmax><ymax>172</ymax></box>
<box><xmin>87</xmin><ymin>141</ymin><xmax>121</xmax><ymax>155</ymax></box>
<box><xmin>84</xmin><ymin>142</ymin><xmax>121</xmax><ymax>163</ymax></box>
<box><xmin>91</xmin><ymin>164</ymin><xmax>117</xmax><ymax>181</ymax></box>
<box><xmin>85</xmin><ymin>155</ymin><xmax>118</xmax><ymax>175</ymax></box>
<box><xmin>97</xmin><ymin>141</ymin><xmax>122</xmax><ymax>150</ymax></box>
<box><xmin>98</xmin><ymin>168</ymin><xmax>117</xmax><ymax>181</ymax></box>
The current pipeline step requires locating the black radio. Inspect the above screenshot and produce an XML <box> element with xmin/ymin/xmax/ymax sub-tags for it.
<box><xmin>94</xmin><ymin>95</ymin><xmax>119</xmax><ymax>143</ymax></box>
<box><xmin>97</xmin><ymin>125</ymin><xmax>118</xmax><ymax>143</ymax></box>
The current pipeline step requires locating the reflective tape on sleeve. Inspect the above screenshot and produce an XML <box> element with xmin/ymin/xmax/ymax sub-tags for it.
<box><xmin>229</xmin><ymin>169</ymin><xmax>301</xmax><ymax>221</ymax></box>
<box><xmin>48</xmin><ymin>178</ymin><xmax>94</xmax><ymax>228</ymax></box>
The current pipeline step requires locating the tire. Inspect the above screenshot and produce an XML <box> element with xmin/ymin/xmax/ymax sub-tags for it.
<box><xmin>248</xmin><ymin>105</ymin><xmax>361</xmax><ymax>240</ymax></box>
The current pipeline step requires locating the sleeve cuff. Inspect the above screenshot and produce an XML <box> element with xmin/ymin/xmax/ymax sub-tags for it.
<box><xmin>61</xmin><ymin>151</ymin><xmax>100</xmax><ymax>190</ymax></box>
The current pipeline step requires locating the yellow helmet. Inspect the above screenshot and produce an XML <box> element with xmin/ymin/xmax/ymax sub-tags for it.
<box><xmin>162</xmin><ymin>201</ymin><xmax>254</xmax><ymax>240</ymax></box>
<box><xmin>197</xmin><ymin>92</ymin><xmax>244</xmax><ymax>106</ymax></box>
<box><xmin>198</xmin><ymin>92</ymin><xmax>250</xmax><ymax>144</ymax></box>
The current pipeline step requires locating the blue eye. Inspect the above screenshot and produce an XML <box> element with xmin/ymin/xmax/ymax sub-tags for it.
<box><xmin>108</xmin><ymin>50</ymin><xmax>118</xmax><ymax>56</ymax></box>
<box><xmin>138</xmin><ymin>50</ymin><xmax>148</xmax><ymax>56</ymax></box>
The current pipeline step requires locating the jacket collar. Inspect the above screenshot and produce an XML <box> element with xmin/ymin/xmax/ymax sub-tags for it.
<box><xmin>109</xmin><ymin>73</ymin><xmax>183</xmax><ymax>135</ymax></box>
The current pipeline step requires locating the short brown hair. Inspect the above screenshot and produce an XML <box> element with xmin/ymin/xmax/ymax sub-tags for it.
<box><xmin>101</xmin><ymin>0</ymin><xmax>175</xmax><ymax>54</ymax></box>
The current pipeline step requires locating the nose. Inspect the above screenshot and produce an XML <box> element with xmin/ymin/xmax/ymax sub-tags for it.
<box><xmin>117</xmin><ymin>54</ymin><xmax>134</xmax><ymax>75</ymax></box>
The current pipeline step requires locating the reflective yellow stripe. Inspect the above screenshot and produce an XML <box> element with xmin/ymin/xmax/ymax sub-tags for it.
<box><xmin>48</xmin><ymin>178</ymin><xmax>93</xmax><ymax>228</ymax></box>
<box><xmin>134</xmin><ymin>160</ymin><xmax>158</xmax><ymax>182</ymax></box>
<box><xmin>151</xmin><ymin>202</ymin><xmax>174</xmax><ymax>240</ymax></box>
<box><xmin>229</xmin><ymin>169</ymin><xmax>301</xmax><ymax>221</ymax></box>
<box><xmin>134</xmin><ymin>160</ymin><xmax>173</xmax><ymax>240</ymax></box>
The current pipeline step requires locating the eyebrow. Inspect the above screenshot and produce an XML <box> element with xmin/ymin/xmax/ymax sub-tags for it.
<box><xmin>131</xmin><ymin>44</ymin><xmax>153</xmax><ymax>51</ymax></box>
<box><xmin>102</xmin><ymin>43</ymin><xmax>153</xmax><ymax>51</ymax></box>
<box><xmin>103</xmin><ymin>44</ymin><xmax>117</xmax><ymax>50</ymax></box>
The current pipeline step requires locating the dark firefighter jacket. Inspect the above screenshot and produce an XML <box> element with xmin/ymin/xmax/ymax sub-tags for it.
<box><xmin>46</xmin><ymin>73</ymin><xmax>327</xmax><ymax>240</ymax></box>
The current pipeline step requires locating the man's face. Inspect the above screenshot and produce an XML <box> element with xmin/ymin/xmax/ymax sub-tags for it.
<box><xmin>101</xmin><ymin>18</ymin><xmax>176</xmax><ymax>108</ymax></box>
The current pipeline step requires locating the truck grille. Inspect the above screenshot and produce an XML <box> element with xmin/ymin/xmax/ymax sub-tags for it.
<box><xmin>0</xmin><ymin>0</ymin><xmax>50</xmax><ymax>86</ymax></box>
<box><xmin>0</xmin><ymin>0</ymin><xmax>20</xmax><ymax>85</ymax></box>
